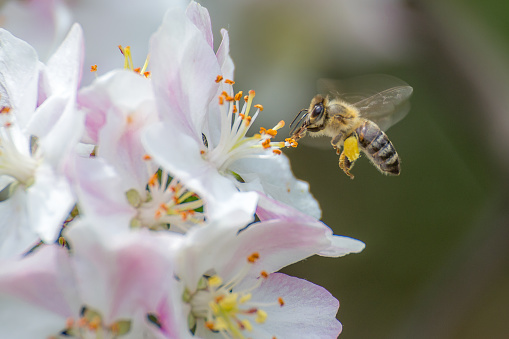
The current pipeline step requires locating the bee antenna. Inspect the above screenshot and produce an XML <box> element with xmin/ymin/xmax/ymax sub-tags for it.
<box><xmin>290</xmin><ymin>109</ymin><xmax>308</xmax><ymax>128</ymax></box>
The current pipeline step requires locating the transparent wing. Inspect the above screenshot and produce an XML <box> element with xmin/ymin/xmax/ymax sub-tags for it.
<box><xmin>318</xmin><ymin>74</ymin><xmax>413</xmax><ymax>131</ymax></box>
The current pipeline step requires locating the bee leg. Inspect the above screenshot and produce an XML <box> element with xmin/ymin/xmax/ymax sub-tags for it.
<box><xmin>339</xmin><ymin>150</ymin><xmax>355</xmax><ymax>179</ymax></box>
<box><xmin>331</xmin><ymin>133</ymin><xmax>343</xmax><ymax>155</ymax></box>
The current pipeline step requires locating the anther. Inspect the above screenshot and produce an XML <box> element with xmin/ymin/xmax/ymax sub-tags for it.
<box><xmin>247</xmin><ymin>252</ymin><xmax>260</xmax><ymax>263</ymax></box>
<box><xmin>254</xmin><ymin>104</ymin><xmax>264</xmax><ymax>111</ymax></box>
<box><xmin>225</xmin><ymin>79</ymin><xmax>235</xmax><ymax>85</ymax></box>
<box><xmin>278</xmin><ymin>297</ymin><xmax>285</xmax><ymax>306</ymax></box>
<box><xmin>215</xmin><ymin>75</ymin><xmax>223</xmax><ymax>83</ymax></box>
<box><xmin>90</xmin><ymin>65</ymin><xmax>98</xmax><ymax>72</ymax></box>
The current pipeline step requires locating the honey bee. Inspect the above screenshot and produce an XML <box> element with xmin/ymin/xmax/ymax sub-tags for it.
<box><xmin>290</xmin><ymin>75</ymin><xmax>413</xmax><ymax>179</ymax></box>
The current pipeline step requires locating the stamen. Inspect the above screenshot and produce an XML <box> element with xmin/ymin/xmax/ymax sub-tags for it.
<box><xmin>225</xmin><ymin>79</ymin><xmax>235</xmax><ymax>85</ymax></box>
<box><xmin>90</xmin><ymin>65</ymin><xmax>98</xmax><ymax>72</ymax></box>
<box><xmin>253</xmin><ymin>104</ymin><xmax>264</xmax><ymax>111</ymax></box>
<box><xmin>216</xmin><ymin>75</ymin><xmax>224</xmax><ymax>83</ymax></box>
<box><xmin>247</xmin><ymin>252</ymin><xmax>260</xmax><ymax>263</ymax></box>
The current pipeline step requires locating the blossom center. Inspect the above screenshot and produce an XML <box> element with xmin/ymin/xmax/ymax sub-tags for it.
<box><xmin>202</xmin><ymin>78</ymin><xmax>295</xmax><ymax>179</ymax></box>
<box><xmin>0</xmin><ymin>106</ymin><xmax>39</xmax><ymax>189</ymax></box>
<box><xmin>186</xmin><ymin>252</ymin><xmax>284</xmax><ymax>339</ymax></box>
<box><xmin>48</xmin><ymin>307</ymin><xmax>131</xmax><ymax>339</ymax></box>
<box><xmin>128</xmin><ymin>155</ymin><xmax>204</xmax><ymax>232</ymax></box>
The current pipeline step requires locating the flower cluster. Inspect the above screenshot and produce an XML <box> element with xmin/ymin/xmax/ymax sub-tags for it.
<box><xmin>0</xmin><ymin>2</ymin><xmax>365</xmax><ymax>338</ymax></box>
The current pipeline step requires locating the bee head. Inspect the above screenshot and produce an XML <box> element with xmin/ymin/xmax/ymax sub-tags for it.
<box><xmin>307</xmin><ymin>95</ymin><xmax>327</xmax><ymax>129</ymax></box>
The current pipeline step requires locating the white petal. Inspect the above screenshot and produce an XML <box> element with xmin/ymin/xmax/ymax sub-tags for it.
<box><xmin>248</xmin><ymin>273</ymin><xmax>342</xmax><ymax>339</ymax></box>
<box><xmin>0</xmin><ymin>28</ymin><xmax>39</xmax><ymax>128</ymax></box>
<box><xmin>150</xmin><ymin>5</ymin><xmax>221</xmax><ymax>140</ymax></box>
<box><xmin>232</xmin><ymin>154</ymin><xmax>322</xmax><ymax>219</ymax></box>
<box><xmin>142</xmin><ymin>122</ymin><xmax>258</xmax><ymax>222</ymax></box>
<box><xmin>0</xmin><ymin>245</ymin><xmax>81</xmax><ymax>338</ymax></box>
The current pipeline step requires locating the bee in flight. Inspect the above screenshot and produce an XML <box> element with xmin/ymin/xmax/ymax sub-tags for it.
<box><xmin>289</xmin><ymin>75</ymin><xmax>413</xmax><ymax>179</ymax></box>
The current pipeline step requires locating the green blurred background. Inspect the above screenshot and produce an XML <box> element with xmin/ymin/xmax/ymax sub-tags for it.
<box><xmin>201</xmin><ymin>1</ymin><xmax>509</xmax><ymax>338</ymax></box>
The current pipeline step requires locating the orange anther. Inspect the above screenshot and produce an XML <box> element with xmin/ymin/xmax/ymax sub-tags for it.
<box><xmin>278</xmin><ymin>297</ymin><xmax>285</xmax><ymax>306</ymax></box>
<box><xmin>247</xmin><ymin>252</ymin><xmax>260</xmax><ymax>263</ymax></box>
<box><xmin>225</xmin><ymin>79</ymin><xmax>235</xmax><ymax>85</ymax></box>
<box><xmin>143</xmin><ymin>154</ymin><xmax>152</xmax><ymax>161</ymax></box>
<box><xmin>90</xmin><ymin>65</ymin><xmax>98</xmax><ymax>72</ymax></box>
<box><xmin>273</xmin><ymin>149</ymin><xmax>282</xmax><ymax>155</ymax></box>
<box><xmin>262</xmin><ymin>139</ymin><xmax>271</xmax><ymax>149</ymax></box>
<box><xmin>260</xmin><ymin>271</ymin><xmax>269</xmax><ymax>279</ymax></box>
<box><xmin>254</xmin><ymin>104</ymin><xmax>264</xmax><ymax>111</ymax></box>
<box><xmin>215</xmin><ymin>75</ymin><xmax>223</xmax><ymax>83</ymax></box>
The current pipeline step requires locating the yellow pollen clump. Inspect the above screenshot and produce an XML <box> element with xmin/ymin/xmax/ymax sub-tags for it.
<box><xmin>215</xmin><ymin>75</ymin><xmax>224</xmax><ymax>83</ymax></box>
<box><xmin>218</xmin><ymin>293</ymin><xmax>238</xmax><ymax>312</ymax></box>
<box><xmin>254</xmin><ymin>104</ymin><xmax>264</xmax><ymax>111</ymax></box>
<box><xmin>247</xmin><ymin>252</ymin><xmax>260</xmax><ymax>263</ymax></box>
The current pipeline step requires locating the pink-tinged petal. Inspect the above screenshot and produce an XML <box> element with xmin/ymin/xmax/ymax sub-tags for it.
<box><xmin>249</xmin><ymin>273</ymin><xmax>342</xmax><ymax>339</ymax></box>
<box><xmin>179</xmin><ymin>212</ymin><xmax>335</xmax><ymax>288</ymax></box>
<box><xmin>142</xmin><ymin>122</ymin><xmax>258</xmax><ymax>223</ymax></box>
<box><xmin>0</xmin><ymin>28</ymin><xmax>39</xmax><ymax>128</ymax></box>
<box><xmin>71</xmin><ymin>156</ymin><xmax>136</xmax><ymax>232</ymax></box>
<box><xmin>233</xmin><ymin>154</ymin><xmax>322</xmax><ymax>219</ymax></box>
<box><xmin>0</xmin><ymin>0</ymin><xmax>72</xmax><ymax>62</ymax></box>
<box><xmin>0</xmin><ymin>245</ymin><xmax>81</xmax><ymax>337</ymax></box>
<box><xmin>256</xmin><ymin>193</ymin><xmax>365</xmax><ymax>257</ymax></box>
<box><xmin>65</xmin><ymin>221</ymin><xmax>182</xmax><ymax>324</ymax></box>
<box><xmin>79</xmin><ymin>70</ymin><xmax>157</xmax><ymax>191</ymax></box>
<box><xmin>149</xmin><ymin>5</ymin><xmax>221</xmax><ymax>140</ymax></box>
<box><xmin>186</xmin><ymin>1</ymin><xmax>214</xmax><ymax>49</ymax></box>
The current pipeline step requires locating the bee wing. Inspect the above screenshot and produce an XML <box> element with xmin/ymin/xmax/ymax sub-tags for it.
<box><xmin>353</xmin><ymin>85</ymin><xmax>413</xmax><ymax>131</ymax></box>
<box><xmin>318</xmin><ymin>75</ymin><xmax>413</xmax><ymax>131</ymax></box>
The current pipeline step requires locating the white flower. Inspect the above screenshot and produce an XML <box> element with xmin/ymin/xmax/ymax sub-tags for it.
<box><xmin>168</xmin><ymin>196</ymin><xmax>364</xmax><ymax>338</ymax></box>
<box><xmin>74</xmin><ymin>69</ymin><xmax>206</xmax><ymax>233</ymax></box>
<box><xmin>142</xmin><ymin>1</ymin><xmax>321</xmax><ymax>224</ymax></box>
<box><xmin>0</xmin><ymin>220</ymin><xmax>185</xmax><ymax>339</ymax></box>
<box><xmin>0</xmin><ymin>24</ymin><xmax>84</xmax><ymax>258</ymax></box>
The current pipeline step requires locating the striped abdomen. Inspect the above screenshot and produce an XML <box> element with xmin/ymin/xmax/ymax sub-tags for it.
<box><xmin>355</xmin><ymin>120</ymin><xmax>400</xmax><ymax>175</ymax></box>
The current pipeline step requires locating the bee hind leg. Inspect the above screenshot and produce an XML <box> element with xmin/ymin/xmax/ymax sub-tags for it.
<box><xmin>339</xmin><ymin>150</ymin><xmax>355</xmax><ymax>180</ymax></box>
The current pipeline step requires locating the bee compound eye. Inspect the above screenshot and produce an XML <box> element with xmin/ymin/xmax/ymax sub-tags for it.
<box><xmin>311</xmin><ymin>104</ymin><xmax>324</xmax><ymax>118</ymax></box>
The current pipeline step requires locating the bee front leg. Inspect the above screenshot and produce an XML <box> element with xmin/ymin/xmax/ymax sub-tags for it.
<box><xmin>339</xmin><ymin>150</ymin><xmax>355</xmax><ymax>179</ymax></box>
<box><xmin>331</xmin><ymin>133</ymin><xmax>343</xmax><ymax>155</ymax></box>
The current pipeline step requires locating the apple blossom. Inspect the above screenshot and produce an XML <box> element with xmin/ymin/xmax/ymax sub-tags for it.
<box><xmin>142</xmin><ymin>1</ymin><xmax>321</xmax><ymax>223</ymax></box>
<box><xmin>164</xmin><ymin>195</ymin><xmax>364</xmax><ymax>338</ymax></box>
<box><xmin>0</xmin><ymin>220</ymin><xmax>186</xmax><ymax>339</ymax></box>
<box><xmin>0</xmin><ymin>24</ymin><xmax>83</xmax><ymax>258</ymax></box>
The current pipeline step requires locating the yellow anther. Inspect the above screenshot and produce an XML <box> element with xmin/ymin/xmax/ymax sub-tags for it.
<box><xmin>208</xmin><ymin>275</ymin><xmax>223</xmax><ymax>287</ymax></box>
<box><xmin>240</xmin><ymin>294</ymin><xmax>252</xmax><ymax>304</ymax></box>
<box><xmin>215</xmin><ymin>75</ymin><xmax>224</xmax><ymax>83</ymax></box>
<box><xmin>255</xmin><ymin>310</ymin><xmax>268</xmax><ymax>324</ymax></box>
<box><xmin>254</xmin><ymin>104</ymin><xmax>264</xmax><ymax>111</ymax></box>
<box><xmin>241</xmin><ymin>319</ymin><xmax>253</xmax><ymax>331</ymax></box>
<box><xmin>225</xmin><ymin>79</ymin><xmax>235</xmax><ymax>85</ymax></box>
<box><xmin>90</xmin><ymin>64</ymin><xmax>98</xmax><ymax>72</ymax></box>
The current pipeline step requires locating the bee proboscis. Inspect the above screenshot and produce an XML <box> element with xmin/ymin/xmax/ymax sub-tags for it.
<box><xmin>290</xmin><ymin>75</ymin><xmax>413</xmax><ymax>179</ymax></box>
